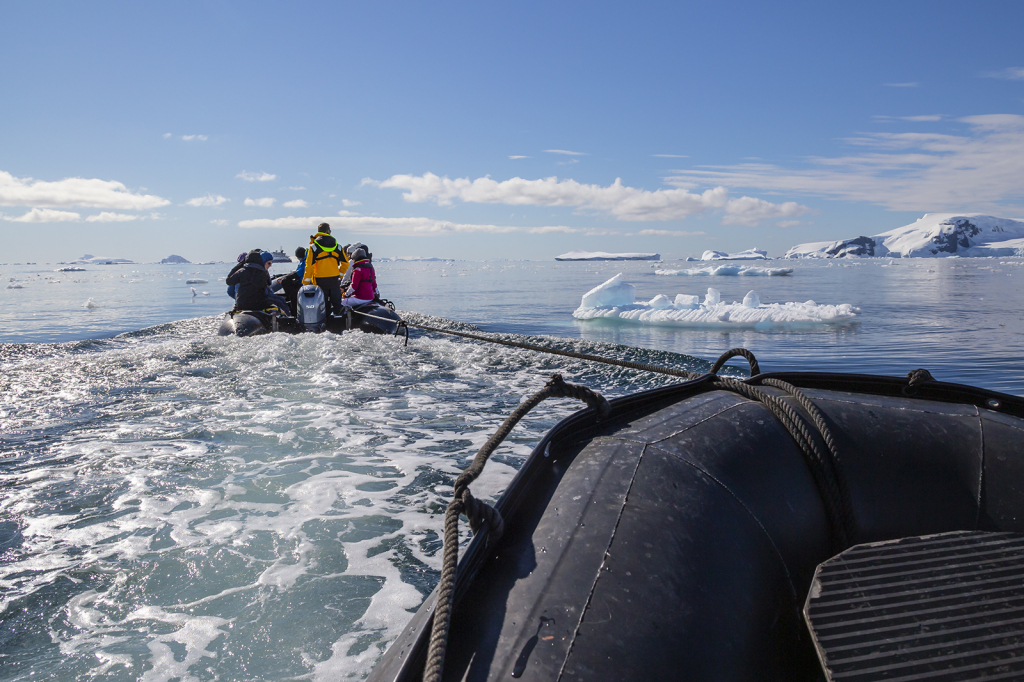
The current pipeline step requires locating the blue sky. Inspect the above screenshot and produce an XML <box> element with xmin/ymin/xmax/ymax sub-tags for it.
<box><xmin>2</xmin><ymin>0</ymin><xmax>1023</xmax><ymax>262</ymax></box>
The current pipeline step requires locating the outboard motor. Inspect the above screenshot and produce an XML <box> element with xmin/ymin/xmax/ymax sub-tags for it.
<box><xmin>296</xmin><ymin>285</ymin><xmax>327</xmax><ymax>332</ymax></box>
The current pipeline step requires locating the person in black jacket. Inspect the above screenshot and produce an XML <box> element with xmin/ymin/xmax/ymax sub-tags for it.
<box><xmin>226</xmin><ymin>250</ymin><xmax>291</xmax><ymax>314</ymax></box>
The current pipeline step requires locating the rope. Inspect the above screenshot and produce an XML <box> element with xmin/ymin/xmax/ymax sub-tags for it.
<box><xmin>423</xmin><ymin>375</ymin><xmax>610</xmax><ymax>682</ymax></box>
<box><xmin>422</xmin><ymin>349</ymin><xmax>859</xmax><ymax>682</ymax></box>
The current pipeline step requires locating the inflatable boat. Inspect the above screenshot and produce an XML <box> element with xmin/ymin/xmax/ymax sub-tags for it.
<box><xmin>218</xmin><ymin>284</ymin><xmax>403</xmax><ymax>337</ymax></box>
<box><xmin>368</xmin><ymin>366</ymin><xmax>1024</xmax><ymax>682</ymax></box>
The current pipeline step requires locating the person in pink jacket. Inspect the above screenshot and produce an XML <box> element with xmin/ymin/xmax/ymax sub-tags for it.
<box><xmin>340</xmin><ymin>248</ymin><xmax>378</xmax><ymax>307</ymax></box>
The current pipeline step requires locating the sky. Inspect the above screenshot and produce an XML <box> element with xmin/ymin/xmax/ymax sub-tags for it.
<box><xmin>1</xmin><ymin>0</ymin><xmax>1023</xmax><ymax>263</ymax></box>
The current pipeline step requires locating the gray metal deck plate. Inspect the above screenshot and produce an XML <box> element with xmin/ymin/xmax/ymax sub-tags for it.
<box><xmin>804</xmin><ymin>532</ymin><xmax>1024</xmax><ymax>681</ymax></box>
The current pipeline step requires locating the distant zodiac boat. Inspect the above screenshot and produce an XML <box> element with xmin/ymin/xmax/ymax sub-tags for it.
<box><xmin>367</xmin><ymin>362</ymin><xmax>1024</xmax><ymax>682</ymax></box>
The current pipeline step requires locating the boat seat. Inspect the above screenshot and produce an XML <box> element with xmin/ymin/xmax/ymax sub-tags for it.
<box><xmin>805</xmin><ymin>531</ymin><xmax>1024</xmax><ymax>681</ymax></box>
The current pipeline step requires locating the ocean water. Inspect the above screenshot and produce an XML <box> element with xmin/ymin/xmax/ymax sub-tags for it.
<box><xmin>2</xmin><ymin>257</ymin><xmax>1023</xmax><ymax>681</ymax></box>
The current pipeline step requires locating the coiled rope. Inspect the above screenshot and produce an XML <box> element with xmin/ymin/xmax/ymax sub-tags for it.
<box><xmin>422</xmin><ymin>348</ymin><xmax>855</xmax><ymax>682</ymax></box>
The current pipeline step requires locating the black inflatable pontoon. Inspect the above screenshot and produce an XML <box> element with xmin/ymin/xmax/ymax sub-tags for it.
<box><xmin>368</xmin><ymin>370</ymin><xmax>1024</xmax><ymax>682</ymax></box>
<box><xmin>217</xmin><ymin>302</ymin><xmax>402</xmax><ymax>337</ymax></box>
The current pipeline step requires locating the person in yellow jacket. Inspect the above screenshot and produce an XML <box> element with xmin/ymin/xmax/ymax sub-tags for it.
<box><xmin>302</xmin><ymin>223</ymin><xmax>348</xmax><ymax>317</ymax></box>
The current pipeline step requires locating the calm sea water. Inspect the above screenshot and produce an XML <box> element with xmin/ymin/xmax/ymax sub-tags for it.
<box><xmin>2</xmin><ymin>257</ymin><xmax>1023</xmax><ymax>681</ymax></box>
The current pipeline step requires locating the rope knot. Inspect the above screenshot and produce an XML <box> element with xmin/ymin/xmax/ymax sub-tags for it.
<box><xmin>907</xmin><ymin>368</ymin><xmax>935</xmax><ymax>387</ymax></box>
<box><xmin>462</xmin><ymin>491</ymin><xmax>504</xmax><ymax>539</ymax></box>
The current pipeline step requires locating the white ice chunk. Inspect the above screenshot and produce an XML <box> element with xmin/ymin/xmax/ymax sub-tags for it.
<box><xmin>579</xmin><ymin>274</ymin><xmax>636</xmax><ymax>308</ymax></box>
<box><xmin>674</xmin><ymin>294</ymin><xmax>700</xmax><ymax>308</ymax></box>
<box><xmin>701</xmin><ymin>248</ymin><xmax>768</xmax><ymax>261</ymax></box>
<box><xmin>742</xmin><ymin>291</ymin><xmax>760</xmax><ymax>308</ymax></box>
<box><xmin>704</xmin><ymin>288</ymin><xmax>721</xmax><ymax>306</ymax></box>
<box><xmin>647</xmin><ymin>294</ymin><xmax>673</xmax><ymax>309</ymax></box>
<box><xmin>82</xmin><ymin>298</ymin><xmax>98</xmax><ymax>309</ymax></box>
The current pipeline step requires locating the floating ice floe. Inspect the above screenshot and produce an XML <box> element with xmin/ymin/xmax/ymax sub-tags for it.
<box><xmin>185</xmin><ymin>279</ymin><xmax>208</xmax><ymax>284</ymax></box>
<box><xmin>573</xmin><ymin>274</ymin><xmax>859</xmax><ymax>328</ymax></box>
<box><xmin>655</xmin><ymin>265</ymin><xmax>793</xmax><ymax>276</ymax></box>
<box><xmin>6</xmin><ymin>283</ymin><xmax>24</xmax><ymax>289</ymax></box>
<box><xmin>82</xmin><ymin>298</ymin><xmax>99</xmax><ymax>309</ymax></box>
<box><xmin>701</xmin><ymin>248</ymin><xmax>768</xmax><ymax>261</ymax></box>
<box><xmin>56</xmin><ymin>267</ymin><xmax>86</xmax><ymax>272</ymax></box>
<box><xmin>555</xmin><ymin>250</ymin><xmax>661</xmax><ymax>261</ymax></box>
<box><xmin>190</xmin><ymin>287</ymin><xmax>198</xmax><ymax>297</ymax></box>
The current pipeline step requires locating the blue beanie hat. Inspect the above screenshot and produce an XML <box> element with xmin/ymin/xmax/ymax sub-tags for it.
<box><xmin>261</xmin><ymin>251</ymin><xmax>274</xmax><ymax>264</ymax></box>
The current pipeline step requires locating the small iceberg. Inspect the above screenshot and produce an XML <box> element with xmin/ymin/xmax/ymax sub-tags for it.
<box><xmin>656</xmin><ymin>265</ymin><xmax>793</xmax><ymax>276</ymax></box>
<box><xmin>555</xmin><ymin>250</ymin><xmax>661</xmax><ymax>261</ymax></box>
<box><xmin>82</xmin><ymin>298</ymin><xmax>99</xmax><ymax>309</ymax></box>
<box><xmin>701</xmin><ymin>248</ymin><xmax>768</xmax><ymax>261</ymax></box>
<box><xmin>185</xmin><ymin>279</ymin><xmax>208</xmax><ymax>284</ymax></box>
<box><xmin>573</xmin><ymin>274</ymin><xmax>859</xmax><ymax>328</ymax></box>
<box><xmin>56</xmin><ymin>267</ymin><xmax>86</xmax><ymax>272</ymax></box>
<box><xmin>6</xmin><ymin>282</ymin><xmax>24</xmax><ymax>289</ymax></box>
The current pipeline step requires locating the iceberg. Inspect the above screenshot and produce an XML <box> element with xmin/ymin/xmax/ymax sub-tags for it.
<box><xmin>161</xmin><ymin>255</ymin><xmax>191</xmax><ymax>264</ymax></box>
<box><xmin>71</xmin><ymin>254</ymin><xmax>134</xmax><ymax>265</ymax></box>
<box><xmin>785</xmin><ymin>214</ymin><xmax>1024</xmax><ymax>259</ymax></box>
<box><xmin>655</xmin><ymin>265</ymin><xmax>793</xmax><ymax>276</ymax></box>
<box><xmin>573</xmin><ymin>275</ymin><xmax>859</xmax><ymax>329</ymax></box>
<box><xmin>701</xmin><ymin>248</ymin><xmax>768</xmax><ymax>261</ymax></box>
<box><xmin>555</xmin><ymin>250</ymin><xmax>661</xmax><ymax>261</ymax></box>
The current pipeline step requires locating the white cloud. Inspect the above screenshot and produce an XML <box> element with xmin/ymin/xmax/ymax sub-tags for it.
<box><xmin>244</xmin><ymin>197</ymin><xmax>276</xmax><ymax>207</ymax></box>
<box><xmin>885</xmin><ymin>82</ymin><xmax>919</xmax><ymax>87</ymax></box>
<box><xmin>509</xmin><ymin>155</ymin><xmax>531</xmax><ymax>160</ymax></box>
<box><xmin>238</xmin><ymin>212</ymin><xmax>585</xmax><ymax>236</ymax></box>
<box><xmin>982</xmin><ymin>67</ymin><xmax>1024</xmax><ymax>81</ymax></box>
<box><xmin>236</xmin><ymin>171</ymin><xmax>276</xmax><ymax>182</ymax></box>
<box><xmin>181</xmin><ymin>134</ymin><xmax>208</xmax><ymax>141</ymax></box>
<box><xmin>85</xmin><ymin>212</ymin><xmax>138</xmax><ymax>222</ymax></box>
<box><xmin>0</xmin><ymin>170</ymin><xmax>170</xmax><ymax>209</ymax></box>
<box><xmin>371</xmin><ymin>172</ymin><xmax>733</xmax><ymax>221</ymax></box>
<box><xmin>637</xmin><ymin>229</ymin><xmax>705</xmax><ymax>236</ymax></box>
<box><xmin>3</xmin><ymin>208</ymin><xmax>81</xmax><ymax>222</ymax></box>
<box><xmin>544</xmin><ymin>149</ymin><xmax>587</xmax><ymax>156</ymax></box>
<box><xmin>185</xmin><ymin>194</ymin><xmax>229</xmax><ymax>207</ymax></box>
<box><xmin>721</xmin><ymin>197</ymin><xmax>809</xmax><ymax>226</ymax></box>
<box><xmin>665</xmin><ymin>114</ymin><xmax>1024</xmax><ymax>213</ymax></box>
<box><xmin>163</xmin><ymin>132</ymin><xmax>172</xmax><ymax>139</ymax></box>
<box><xmin>776</xmin><ymin>220</ymin><xmax>806</xmax><ymax>228</ymax></box>
<box><xmin>210</xmin><ymin>219</ymin><xmax>228</xmax><ymax>226</ymax></box>
<box><xmin>283</xmin><ymin>199</ymin><xmax>308</xmax><ymax>208</ymax></box>
<box><xmin>341</xmin><ymin>199</ymin><xmax>361</xmax><ymax>207</ymax></box>
<box><xmin>652</xmin><ymin>154</ymin><xmax>689</xmax><ymax>158</ymax></box>
<box><xmin>874</xmin><ymin>115</ymin><xmax>943</xmax><ymax>122</ymax></box>
<box><xmin>283</xmin><ymin>186</ymin><xmax>306</xmax><ymax>190</ymax></box>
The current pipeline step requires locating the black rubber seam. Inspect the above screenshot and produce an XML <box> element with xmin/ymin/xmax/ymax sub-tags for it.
<box><xmin>554</xmin><ymin>442</ymin><xmax>647</xmax><ymax>682</ymax></box>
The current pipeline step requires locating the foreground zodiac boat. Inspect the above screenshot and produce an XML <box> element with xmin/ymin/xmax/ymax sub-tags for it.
<box><xmin>218</xmin><ymin>284</ymin><xmax>403</xmax><ymax>337</ymax></box>
<box><xmin>368</xmin><ymin>361</ymin><xmax>1024</xmax><ymax>682</ymax></box>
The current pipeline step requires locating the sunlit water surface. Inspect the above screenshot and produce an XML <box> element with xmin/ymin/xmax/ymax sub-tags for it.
<box><xmin>1</xmin><ymin>257</ymin><xmax>1022</xmax><ymax>680</ymax></box>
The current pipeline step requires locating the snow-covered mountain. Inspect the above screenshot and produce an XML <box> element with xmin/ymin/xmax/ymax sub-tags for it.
<box><xmin>785</xmin><ymin>214</ymin><xmax>1024</xmax><ymax>259</ymax></box>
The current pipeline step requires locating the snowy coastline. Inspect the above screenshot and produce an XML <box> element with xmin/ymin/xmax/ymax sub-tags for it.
<box><xmin>786</xmin><ymin>214</ymin><xmax>1024</xmax><ymax>259</ymax></box>
<box><xmin>555</xmin><ymin>250</ymin><xmax>661</xmax><ymax>261</ymax></box>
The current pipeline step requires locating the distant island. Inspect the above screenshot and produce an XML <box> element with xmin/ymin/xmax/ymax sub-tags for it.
<box><xmin>786</xmin><ymin>214</ymin><xmax>1024</xmax><ymax>259</ymax></box>
<box><xmin>161</xmin><ymin>254</ymin><xmax>191</xmax><ymax>264</ymax></box>
<box><xmin>555</xmin><ymin>250</ymin><xmax>661</xmax><ymax>261</ymax></box>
